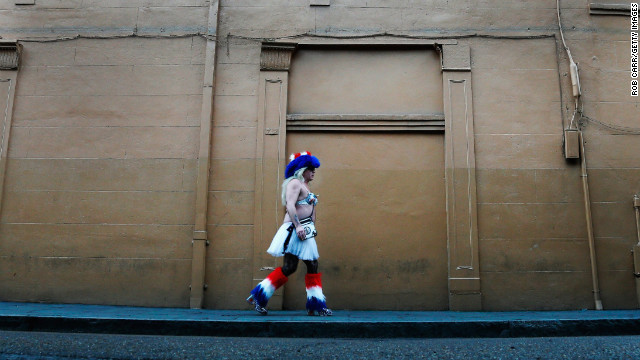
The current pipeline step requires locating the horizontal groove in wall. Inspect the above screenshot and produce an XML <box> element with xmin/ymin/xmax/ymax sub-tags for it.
<box><xmin>286</xmin><ymin>113</ymin><xmax>445</xmax><ymax>132</ymax></box>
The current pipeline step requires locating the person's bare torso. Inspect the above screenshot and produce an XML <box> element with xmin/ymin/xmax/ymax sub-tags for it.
<box><xmin>283</xmin><ymin>180</ymin><xmax>315</xmax><ymax>223</ymax></box>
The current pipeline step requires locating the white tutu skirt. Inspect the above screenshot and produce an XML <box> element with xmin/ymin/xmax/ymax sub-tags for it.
<box><xmin>266</xmin><ymin>222</ymin><xmax>319</xmax><ymax>261</ymax></box>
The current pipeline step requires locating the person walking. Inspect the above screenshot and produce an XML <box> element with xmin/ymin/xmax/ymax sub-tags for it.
<box><xmin>246</xmin><ymin>151</ymin><xmax>332</xmax><ymax>316</ymax></box>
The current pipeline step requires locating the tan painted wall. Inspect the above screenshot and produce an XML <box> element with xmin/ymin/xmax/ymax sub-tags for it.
<box><xmin>285</xmin><ymin>132</ymin><xmax>448</xmax><ymax>310</ymax></box>
<box><xmin>0</xmin><ymin>0</ymin><xmax>638</xmax><ymax>311</ymax></box>
<box><xmin>0</xmin><ymin>2</ymin><xmax>209</xmax><ymax>306</ymax></box>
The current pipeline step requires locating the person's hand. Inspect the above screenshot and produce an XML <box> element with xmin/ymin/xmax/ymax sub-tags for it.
<box><xmin>296</xmin><ymin>225</ymin><xmax>306</xmax><ymax>240</ymax></box>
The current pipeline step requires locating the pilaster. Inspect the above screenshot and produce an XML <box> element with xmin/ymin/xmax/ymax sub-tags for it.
<box><xmin>442</xmin><ymin>44</ymin><xmax>482</xmax><ymax>311</ymax></box>
<box><xmin>0</xmin><ymin>41</ymin><xmax>21</xmax><ymax>219</ymax></box>
<box><xmin>252</xmin><ymin>43</ymin><xmax>296</xmax><ymax>309</ymax></box>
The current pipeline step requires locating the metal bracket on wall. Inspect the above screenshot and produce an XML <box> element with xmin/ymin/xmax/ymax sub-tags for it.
<box><xmin>564</xmin><ymin>129</ymin><xmax>580</xmax><ymax>159</ymax></box>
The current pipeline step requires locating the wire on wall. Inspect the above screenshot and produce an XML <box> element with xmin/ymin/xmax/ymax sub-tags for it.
<box><xmin>9</xmin><ymin>30</ymin><xmax>557</xmax><ymax>43</ymax></box>
<box><xmin>557</xmin><ymin>0</ymin><xmax>582</xmax><ymax>131</ymax></box>
<box><xmin>580</xmin><ymin>115</ymin><xmax>640</xmax><ymax>135</ymax></box>
<box><xmin>556</xmin><ymin>0</ymin><xmax>640</xmax><ymax>135</ymax></box>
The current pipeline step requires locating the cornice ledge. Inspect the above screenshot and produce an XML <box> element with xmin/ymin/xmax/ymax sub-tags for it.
<box><xmin>260</xmin><ymin>43</ymin><xmax>297</xmax><ymax>71</ymax></box>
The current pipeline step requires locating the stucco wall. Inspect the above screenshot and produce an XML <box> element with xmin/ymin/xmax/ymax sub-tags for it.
<box><xmin>0</xmin><ymin>0</ymin><xmax>638</xmax><ymax>310</ymax></box>
<box><xmin>0</xmin><ymin>2</ymin><xmax>209</xmax><ymax>306</ymax></box>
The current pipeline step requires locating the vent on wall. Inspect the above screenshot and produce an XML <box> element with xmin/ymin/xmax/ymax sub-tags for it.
<box><xmin>0</xmin><ymin>41</ymin><xmax>21</xmax><ymax>70</ymax></box>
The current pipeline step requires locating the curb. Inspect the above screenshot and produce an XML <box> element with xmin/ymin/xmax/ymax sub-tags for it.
<box><xmin>2</xmin><ymin>316</ymin><xmax>640</xmax><ymax>338</ymax></box>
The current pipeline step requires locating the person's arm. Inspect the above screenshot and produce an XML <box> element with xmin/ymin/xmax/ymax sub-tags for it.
<box><xmin>285</xmin><ymin>180</ymin><xmax>306</xmax><ymax>240</ymax></box>
<box><xmin>312</xmin><ymin>205</ymin><xmax>316</xmax><ymax>223</ymax></box>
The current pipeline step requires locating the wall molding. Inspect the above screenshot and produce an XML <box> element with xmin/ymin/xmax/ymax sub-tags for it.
<box><xmin>252</xmin><ymin>38</ymin><xmax>481</xmax><ymax>311</ymax></box>
<box><xmin>286</xmin><ymin>113</ymin><xmax>445</xmax><ymax>131</ymax></box>
<box><xmin>589</xmin><ymin>3</ymin><xmax>632</xmax><ymax>15</ymax></box>
<box><xmin>310</xmin><ymin>0</ymin><xmax>330</xmax><ymax>6</ymax></box>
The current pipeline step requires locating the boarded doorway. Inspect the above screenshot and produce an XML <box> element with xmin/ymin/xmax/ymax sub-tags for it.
<box><xmin>281</xmin><ymin>47</ymin><xmax>447</xmax><ymax>310</ymax></box>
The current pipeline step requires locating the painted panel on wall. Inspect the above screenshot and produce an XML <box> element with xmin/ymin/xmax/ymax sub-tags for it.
<box><xmin>285</xmin><ymin>132</ymin><xmax>448</xmax><ymax>310</ymax></box>
<box><xmin>288</xmin><ymin>48</ymin><xmax>443</xmax><ymax>115</ymax></box>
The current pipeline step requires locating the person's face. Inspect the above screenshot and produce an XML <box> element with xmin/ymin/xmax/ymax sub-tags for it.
<box><xmin>303</xmin><ymin>167</ymin><xmax>316</xmax><ymax>182</ymax></box>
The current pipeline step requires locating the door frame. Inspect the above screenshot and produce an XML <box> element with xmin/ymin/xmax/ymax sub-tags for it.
<box><xmin>252</xmin><ymin>39</ymin><xmax>481</xmax><ymax>311</ymax></box>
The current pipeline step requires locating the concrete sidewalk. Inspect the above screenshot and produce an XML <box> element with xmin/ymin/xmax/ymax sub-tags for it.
<box><xmin>1</xmin><ymin>301</ymin><xmax>640</xmax><ymax>338</ymax></box>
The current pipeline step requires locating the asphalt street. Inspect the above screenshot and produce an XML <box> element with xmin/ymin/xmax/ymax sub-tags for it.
<box><xmin>2</xmin><ymin>331</ymin><xmax>640</xmax><ymax>360</ymax></box>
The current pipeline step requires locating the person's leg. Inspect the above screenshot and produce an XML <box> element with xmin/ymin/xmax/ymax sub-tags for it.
<box><xmin>282</xmin><ymin>253</ymin><xmax>300</xmax><ymax>276</ymax></box>
<box><xmin>302</xmin><ymin>259</ymin><xmax>318</xmax><ymax>274</ymax></box>
<box><xmin>247</xmin><ymin>256</ymin><xmax>297</xmax><ymax>314</ymax></box>
<box><xmin>303</xmin><ymin>260</ymin><xmax>332</xmax><ymax>316</ymax></box>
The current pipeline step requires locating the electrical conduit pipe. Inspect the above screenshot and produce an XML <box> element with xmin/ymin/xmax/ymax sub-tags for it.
<box><xmin>580</xmin><ymin>131</ymin><xmax>603</xmax><ymax>310</ymax></box>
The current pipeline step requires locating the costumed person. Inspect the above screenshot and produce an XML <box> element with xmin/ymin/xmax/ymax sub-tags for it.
<box><xmin>246</xmin><ymin>151</ymin><xmax>332</xmax><ymax>316</ymax></box>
